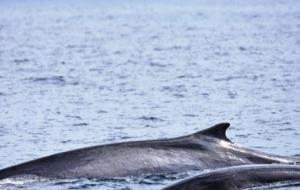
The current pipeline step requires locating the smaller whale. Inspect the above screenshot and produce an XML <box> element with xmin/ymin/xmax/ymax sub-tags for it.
<box><xmin>162</xmin><ymin>164</ymin><xmax>300</xmax><ymax>190</ymax></box>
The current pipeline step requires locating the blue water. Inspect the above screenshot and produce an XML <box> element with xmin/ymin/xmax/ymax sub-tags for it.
<box><xmin>0</xmin><ymin>0</ymin><xmax>299</xmax><ymax>189</ymax></box>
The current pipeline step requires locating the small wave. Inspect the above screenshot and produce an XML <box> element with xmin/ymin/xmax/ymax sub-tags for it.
<box><xmin>25</xmin><ymin>76</ymin><xmax>79</xmax><ymax>86</ymax></box>
<box><xmin>73</xmin><ymin>123</ymin><xmax>89</xmax><ymax>127</ymax></box>
<box><xmin>26</xmin><ymin>76</ymin><xmax>66</xmax><ymax>85</ymax></box>
<box><xmin>137</xmin><ymin>116</ymin><xmax>164</xmax><ymax>122</ymax></box>
<box><xmin>0</xmin><ymin>175</ymin><xmax>47</xmax><ymax>187</ymax></box>
<box><xmin>214</xmin><ymin>75</ymin><xmax>248</xmax><ymax>82</ymax></box>
<box><xmin>183</xmin><ymin>114</ymin><xmax>198</xmax><ymax>117</ymax></box>
<box><xmin>149</xmin><ymin>62</ymin><xmax>167</xmax><ymax>68</ymax></box>
<box><xmin>177</xmin><ymin>75</ymin><xmax>202</xmax><ymax>79</ymax></box>
<box><xmin>173</xmin><ymin>94</ymin><xmax>185</xmax><ymax>98</ymax></box>
<box><xmin>14</xmin><ymin>58</ymin><xmax>30</xmax><ymax>64</ymax></box>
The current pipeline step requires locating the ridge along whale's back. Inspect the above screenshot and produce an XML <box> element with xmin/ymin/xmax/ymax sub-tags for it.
<box><xmin>0</xmin><ymin>123</ymin><xmax>299</xmax><ymax>180</ymax></box>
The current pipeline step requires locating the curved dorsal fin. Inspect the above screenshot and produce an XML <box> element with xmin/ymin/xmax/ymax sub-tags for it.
<box><xmin>192</xmin><ymin>123</ymin><xmax>231</xmax><ymax>142</ymax></box>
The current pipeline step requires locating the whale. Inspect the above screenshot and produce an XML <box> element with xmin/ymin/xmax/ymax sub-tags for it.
<box><xmin>0</xmin><ymin>123</ymin><xmax>299</xmax><ymax>180</ymax></box>
<box><xmin>161</xmin><ymin>164</ymin><xmax>300</xmax><ymax>190</ymax></box>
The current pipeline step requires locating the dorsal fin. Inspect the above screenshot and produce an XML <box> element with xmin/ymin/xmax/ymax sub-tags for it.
<box><xmin>192</xmin><ymin>123</ymin><xmax>231</xmax><ymax>142</ymax></box>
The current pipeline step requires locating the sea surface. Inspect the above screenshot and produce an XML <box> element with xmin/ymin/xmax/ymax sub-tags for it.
<box><xmin>0</xmin><ymin>0</ymin><xmax>299</xmax><ymax>189</ymax></box>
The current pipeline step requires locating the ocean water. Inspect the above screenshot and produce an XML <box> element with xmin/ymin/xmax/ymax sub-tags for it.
<box><xmin>0</xmin><ymin>0</ymin><xmax>299</xmax><ymax>189</ymax></box>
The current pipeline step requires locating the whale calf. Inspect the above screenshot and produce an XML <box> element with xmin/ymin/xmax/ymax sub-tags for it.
<box><xmin>0</xmin><ymin>123</ymin><xmax>299</xmax><ymax>180</ymax></box>
<box><xmin>162</xmin><ymin>164</ymin><xmax>300</xmax><ymax>190</ymax></box>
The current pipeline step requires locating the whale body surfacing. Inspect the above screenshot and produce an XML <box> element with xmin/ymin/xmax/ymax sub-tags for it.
<box><xmin>162</xmin><ymin>164</ymin><xmax>300</xmax><ymax>190</ymax></box>
<box><xmin>0</xmin><ymin>123</ymin><xmax>298</xmax><ymax>180</ymax></box>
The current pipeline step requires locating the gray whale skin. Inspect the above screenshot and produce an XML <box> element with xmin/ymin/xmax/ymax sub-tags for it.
<box><xmin>0</xmin><ymin>123</ymin><xmax>299</xmax><ymax>180</ymax></box>
<box><xmin>162</xmin><ymin>164</ymin><xmax>300</xmax><ymax>190</ymax></box>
